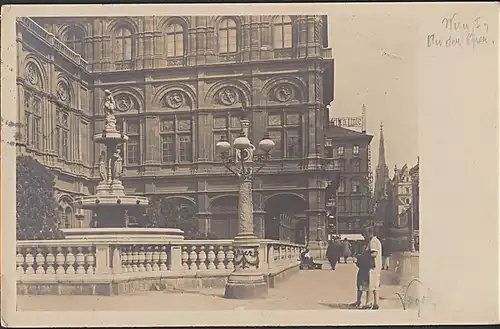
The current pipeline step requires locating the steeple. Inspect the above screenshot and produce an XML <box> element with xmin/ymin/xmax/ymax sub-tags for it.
<box><xmin>374</xmin><ymin>122</ymin><xmax>389</xmax><ymax>200</ymax></box>
<box><xmin>378</xmin><ymin>122</ymin><xmax>386</xmax><ymax>168</ymax></box>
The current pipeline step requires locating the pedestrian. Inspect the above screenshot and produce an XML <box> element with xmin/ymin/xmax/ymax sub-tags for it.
<box><xmin>350</xmin><ymin>240</ymin><xmax>371</xmax><ymax>308</ymax></box>
<box><xmin>341</xmin><ymin>238</ymin><xmax>352</xmax><ymax>263</ymax></box>
<box><xmin>381</xmin><ymin>238</ymin><xmax>391</xmax><ymax>270</ymax></box>
<box><xmin>362</xmin><ymin>227</ymin><xmax>382</xmax><ymax>310</ymax></box>
<box><xmin>326</xmin><ymin>240</ymin><xmax>339</xmax><ymax>270</ymax></box>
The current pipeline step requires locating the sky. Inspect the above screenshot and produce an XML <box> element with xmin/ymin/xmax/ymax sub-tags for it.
<box><xmin>327</xmin><ymin>5</ymin><xmax>419</xmax><ymax>176</ymax></box>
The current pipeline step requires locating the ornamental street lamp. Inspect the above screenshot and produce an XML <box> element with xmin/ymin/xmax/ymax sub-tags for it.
<box><xmin>215</xmin><ymin>114</ymin><xmax>275</xmax><ymax>299</ymax></box>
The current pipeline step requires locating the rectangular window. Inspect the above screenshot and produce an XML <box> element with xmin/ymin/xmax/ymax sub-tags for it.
<box><xmin>126</xmin><ymin>120</ymin><xmax>140</xmax><ymax>165</ymax></box>
<box><xmin>161</xmin><ymin>135</ymin><xmax>175</xmax><ymax>162</ymax></box>
<box><xmin>286</xmin><ymin>130</ymin><xmax>301</xmax><ymax>158</ymax></box>
<box><xmin>55</xmin><ymin>108</ymin><xmax>69</xmax><ymax>159</ymax></box>
<box><xmin>179</xmin><ymin>135</ymin><xmax>192</xmax><ymax>162</ymax></box>
<box><xmin>338</xmin><ymin>179</ymin><xmax>345</xmax><ymax>193</ymax></box>
<box><xmin>337</xmin><ymin>146</ymin><xmax>344</xmax><ymax>156</ymax></box>
<box><xmin>213</xmin><ymin>113</ymin><xmax>240</xmax><ymax>161</ymax></box>
<box><xmin>338</xmin><ymin>199</ymin><xmax>346</xmax><ymax>213</ymax></box>
<box><xmin>62</xmin><ymin>130</ymin><xmax>69</xmax><ymax>159</ymax></box>
<box><xmin>269</xmin><ymin>130</ymin><xmax>282</xmax><ymax>158</ymax></box>
<box><xmin>352</xmin><ymin>159</ymin><xmax>361</xmax><ymax>172</ymax></box>
<box><xmin>353</xmin><ymin>145</ymin><xmax>360</xmax><ymax>155</ymax></box>
<box><xmin>160</xmin><ymin>117</ymin><xmax>193</xmax><ymax>163</ymax></box>
<box><xmin>352</xmin><ymin>179</ymin><xmax>361</xmax><ymax>193</ymax></box>
<box><xmin>81</xmin><ymin>122</ymin><xmax>89</xmax><ymax>164</ymax></box>
<box><xmin>267</xmin><ymin>112</ymin><xmax>302</xmax><ymax>159</ymax></box>
<box><xmin>127</xmin><ymin>137</ymin><xmax>140</xmax><ymax>164</ymax></box>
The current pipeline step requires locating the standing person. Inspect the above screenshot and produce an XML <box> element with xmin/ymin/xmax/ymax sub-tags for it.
<box><xmin>381</xmin><ymin>238</ymin><xmax>391</xmax><ymax>270</ymax></box>
<box><xmin>350</xmin><ymin>240</ymin><xmax>370</xmax><ymax>308</ymax></box>
<box><xmin>326</xmin><ymin>240</ymin><xmax>339</xmax><ymax>270</ymax></box>
<box><xmin>341</xmin><ymin>238</ymin><xmax>352</xmax><ymax>263</ymax></box>
<box><xmin>334</xmin><ymin>237</ymin><xmax>342</xmax><ymax>264</ymax></box>
<box><xmin>363</xmin><ymin>227</ymin><xmax>382</xmax><ymax>310</ymax></box>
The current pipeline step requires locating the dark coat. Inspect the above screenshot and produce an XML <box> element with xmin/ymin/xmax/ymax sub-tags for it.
<box><xmin>326</xmin><ymin>243</ymin><xmax>339</xmax><ymax>261</ymax></box>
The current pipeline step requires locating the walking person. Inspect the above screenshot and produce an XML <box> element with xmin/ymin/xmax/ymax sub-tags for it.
<box><xmin>381</xmin><ymin>238</ymin><xmax>391</xmax><ymax>270</ymax></box>
<box><xmin>326</xmin><ymin>240</ymin><xmax>339</xmax><ymax>270</ymax></box>
<box><xmin>341</xmin><ymin>238</ymin><xmax>352</xmax><ymax>263</ymax></box>
<box><xmin>362</xmin><ymin>227</ymin><xmax>382</xmax><ymax>310</ymax></box>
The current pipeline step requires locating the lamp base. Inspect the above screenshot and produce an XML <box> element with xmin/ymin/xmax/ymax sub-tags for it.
<box><xmin>224</xmin><ymin>271</ymin><xmax>268</xmax><ymax>299</ymax></box>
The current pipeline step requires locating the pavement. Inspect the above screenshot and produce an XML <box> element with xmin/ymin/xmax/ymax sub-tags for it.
<box><xmin>16</xmin><ymin>262</ymin><xmax>404</xmax><ymax>311</ymax></box>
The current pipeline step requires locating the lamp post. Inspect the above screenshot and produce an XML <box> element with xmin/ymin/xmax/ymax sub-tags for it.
<box><xmin>215</xmin><ymin>113</ymin><xmax>275</xmax><ymax>299</ymax></box>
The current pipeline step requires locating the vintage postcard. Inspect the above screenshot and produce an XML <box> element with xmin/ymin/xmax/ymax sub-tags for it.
<box><xmin>1</xmin><ymin>2</ymin><xmax>498</xmax><ymax>327</ymax></box>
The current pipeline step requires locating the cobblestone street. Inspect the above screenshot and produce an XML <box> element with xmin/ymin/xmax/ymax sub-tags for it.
<box><xmin>17</xmin><ymin>262</ymin><xmax>403</xmax><ymax>311</ymax></box>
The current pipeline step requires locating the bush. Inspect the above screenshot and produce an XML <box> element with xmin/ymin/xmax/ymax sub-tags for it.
<box><xmin>16</xmin><ymin>156</ymin><xmax>63</xmax><ymax>240</ymax></box>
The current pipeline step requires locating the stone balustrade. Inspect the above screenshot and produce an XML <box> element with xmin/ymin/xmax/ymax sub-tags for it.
<box><xmin>16</xmin><ymin>238</ymin><xmax>306</xmax><ymax>295</ymax></box>
<box><xmin>385</xmin><ymin>251</ymin><xmax>420</xmax><ymax>286</ymax></box>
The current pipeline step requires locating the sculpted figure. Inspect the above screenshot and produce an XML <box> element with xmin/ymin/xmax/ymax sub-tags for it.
<box><xmin>112</xmin><ymin>149</ymin><xmax>123</xmax><ymax>181</ymax></box>
<box><xmin>103</xmin><ymin>89</ymin><xmax>117</xmax><ymax>130</ymax></box>
<box><xmin>98</xmin><ymin>150</ymin><xmax>107</xmax><ymax>183</ymax></box>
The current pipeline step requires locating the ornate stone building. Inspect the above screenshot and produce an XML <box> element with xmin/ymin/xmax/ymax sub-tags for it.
<box><xmin>15</xmin><ymin>15</ymin><xmax>336</xmax><ymax>248</ymax></box>
<box><xmin>325</xmin><ymin>125</ymin><xmax>373</xmax><ymax>234</ymax></box>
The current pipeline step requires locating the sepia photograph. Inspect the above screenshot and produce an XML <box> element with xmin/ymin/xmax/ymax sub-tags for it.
<box><xmin>1</xmin><ymin>2</ymin><xmax>498</xmax><ymax>327</ymax></box>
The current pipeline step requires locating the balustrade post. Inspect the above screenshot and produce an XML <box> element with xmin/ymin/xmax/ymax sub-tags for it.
<box><xmin>267</xmin><ymin>244</ymin><xmax>274</xmax><ymax>270</ymax></box>
<box><xmin>95</xmin><ymin>244</ymin><xmax>111</xmax><ymax>274</ymax></box>
<box><xmin>258</xmin><ymin>243</ymin><xmax>267</xmax><ymax>273</ymax></box>
<box><xmin>168</xmin><ymin>245</ymin><xmax>182</xmax><ymax>272</ymax></box>
<box><xmin>111</xmin><ymin>246</ymin><xmax>122</xmax><ymax>274</ymax></box>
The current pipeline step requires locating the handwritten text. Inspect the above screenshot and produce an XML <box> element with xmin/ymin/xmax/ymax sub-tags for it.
<box><xmin>426</xmin><ymin>13</ymin><xmax>494</xmax><ymax>50</ymax></box>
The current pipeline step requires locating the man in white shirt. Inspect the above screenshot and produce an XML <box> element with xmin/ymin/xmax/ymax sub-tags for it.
<box><xmin>363</xmin><ymin>227</ymin><xmax>382</xmax><ymax>310</ymax></box>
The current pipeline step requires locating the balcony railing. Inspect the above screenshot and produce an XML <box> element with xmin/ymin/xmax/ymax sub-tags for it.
<box><xmin>18</xmin><ymin>17</ymin><xmax>88</xmax><ymax>68</ymax></box>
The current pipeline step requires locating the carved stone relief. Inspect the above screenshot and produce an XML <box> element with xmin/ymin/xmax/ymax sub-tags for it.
<box><xmin>270</xmin><ymin>84</ymin><xmax>298</xmax><ymax>103</ymax></box>
<box><xmin>56</xmin><ymin>81</ymin><xmax>70</xmax><ymax>102</ymax></box>
<box><xmin>216</xmin><ymin>87</ymin><xmax>238</xmax><ymax>106</ymax></box>
<box><xmin>115</xmin><ymin>94</ymin><xmax>135</xmax><ymax>112</ymax></box>
<box><xmin>25</xmin><ymin>63</ymin><xmax>40</xmax><ymax>86</ymax></box>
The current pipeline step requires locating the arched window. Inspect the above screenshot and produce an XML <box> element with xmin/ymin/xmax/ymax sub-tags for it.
<box><xmin>273</xmin><ymin>16</ymin><xmax>293</xmax><ymax>49</ymax></box>
<box><xmin>165</xmin><ymin>24</ymin><xmax>184</xmax><ymax>57</ymax></box>
<box><xmin>114</xmin><ymin>26</ymin><xmax>133</xmax><ymax>61</ymax></box>
<box><xmin>63</xmin><ymin>26</ymin><xmax>86</xmax><ymax>59</ymax></box>
<box><xmin>65</xmin><ymin>207</ymin><xmax>73</xmax><ymax>228</ymax></box>
<box><xmin>218</xmin><ymin>18</ymin><xmax>237</xmax><ymax>53</ymax></box>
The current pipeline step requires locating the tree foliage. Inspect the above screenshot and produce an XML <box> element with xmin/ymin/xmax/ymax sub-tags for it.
<box><xmin>145</xmin><ymin>196</ymin><xmax>218</xmax><ymax>240</ymax></box>
<box><xmin>16</xmin><ymin>156</ymin><xmax>63</xmax><ymax>240</ymax></box>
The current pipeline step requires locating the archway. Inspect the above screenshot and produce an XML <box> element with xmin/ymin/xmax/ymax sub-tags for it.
<box><xmin>264</xmin><ymin>194</ymin><xmax>308</xmax><ymax>243</ymax></box>
<box><xmin>209</xmin><ymin>195</ymin><xmax>238</xmax><ymax>239</ymax></box>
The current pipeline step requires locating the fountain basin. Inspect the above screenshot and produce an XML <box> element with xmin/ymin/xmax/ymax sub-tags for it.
<box><xmin>93</xmin><ymin>131</ymin><xmax>128</xmax><ymax>144</ymax></box>
<box><xmin>74</xmin><ymin>195</ymin><xmax>150</xmax><ymax>209</ymax></box>
<box><xmin>61</xmin><ymin>227</ymin><xmax>185</xmax><ymax>243</ymax></box>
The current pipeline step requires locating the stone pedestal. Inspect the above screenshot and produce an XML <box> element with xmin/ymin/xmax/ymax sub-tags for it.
<box><xmin>224</xmin><ymin>234</ymin><xmax>268</xmax><ymax>299</ymax></box>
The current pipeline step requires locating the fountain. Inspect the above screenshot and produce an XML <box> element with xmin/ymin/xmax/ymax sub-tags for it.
<box><xmin>66</xmin><ymin>90</ymin><xmax>184</xmax><ymax>241</ymax></box>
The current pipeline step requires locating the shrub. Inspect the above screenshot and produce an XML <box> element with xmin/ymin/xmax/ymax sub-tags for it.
<box><xmin>16</xmin><ymin>156</ymin><xmax>63</xmax><ymax>240</ymax></box>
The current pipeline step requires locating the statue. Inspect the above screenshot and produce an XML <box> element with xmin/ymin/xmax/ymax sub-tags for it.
<box><xmin>112</xmin><ymin>149</ymin><xmax>123</xmax><ymax>182</ymax></box>
<box><xmin>104</xmin><ymin>89</ymin><xmax>117</xmax><ymax>131</ymax></box>
<box><xmin>98</xmin><ymin>150</ymin><xmax>107</xmax><ymax>183</ymax></box>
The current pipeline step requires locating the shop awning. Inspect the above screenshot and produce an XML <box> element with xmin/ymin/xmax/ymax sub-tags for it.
<box><xmin>340</xmin><ymin>234</ymin><xmax>365</xmax><ymax>241</ymax></box>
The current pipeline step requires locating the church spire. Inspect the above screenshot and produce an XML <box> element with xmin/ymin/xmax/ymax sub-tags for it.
<box><xmin>378</xmin><ymin>122</ymin><xmax>386</xmax><ymax>168</ymax></box>
<box><xmin>374</xmin><ymin>122</ymin><xmax>389</xmax><ymax>200</ymax></box>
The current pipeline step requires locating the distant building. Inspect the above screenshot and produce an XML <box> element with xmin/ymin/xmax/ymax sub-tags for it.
<box><xmin>372</xmin><ymin>123</ymin><xmax>419</xmax><ymax>250</ymax></box>
<box><xmin>324</xmin><ymin>122</ymin><xmax>373</xmax><ymax>235</ymax></box>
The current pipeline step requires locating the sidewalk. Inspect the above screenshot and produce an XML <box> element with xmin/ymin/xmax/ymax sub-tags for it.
<box><xmin>17</xmin><ymin>263</ymin><xmax>404</xmax><ymax>311</ymax></box>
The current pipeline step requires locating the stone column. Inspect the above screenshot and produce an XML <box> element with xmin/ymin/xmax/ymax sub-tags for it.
<box><xmin>196</xmin><ymin>212</ymin><xmax>211</xmax><ymax>238</ymax></box>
